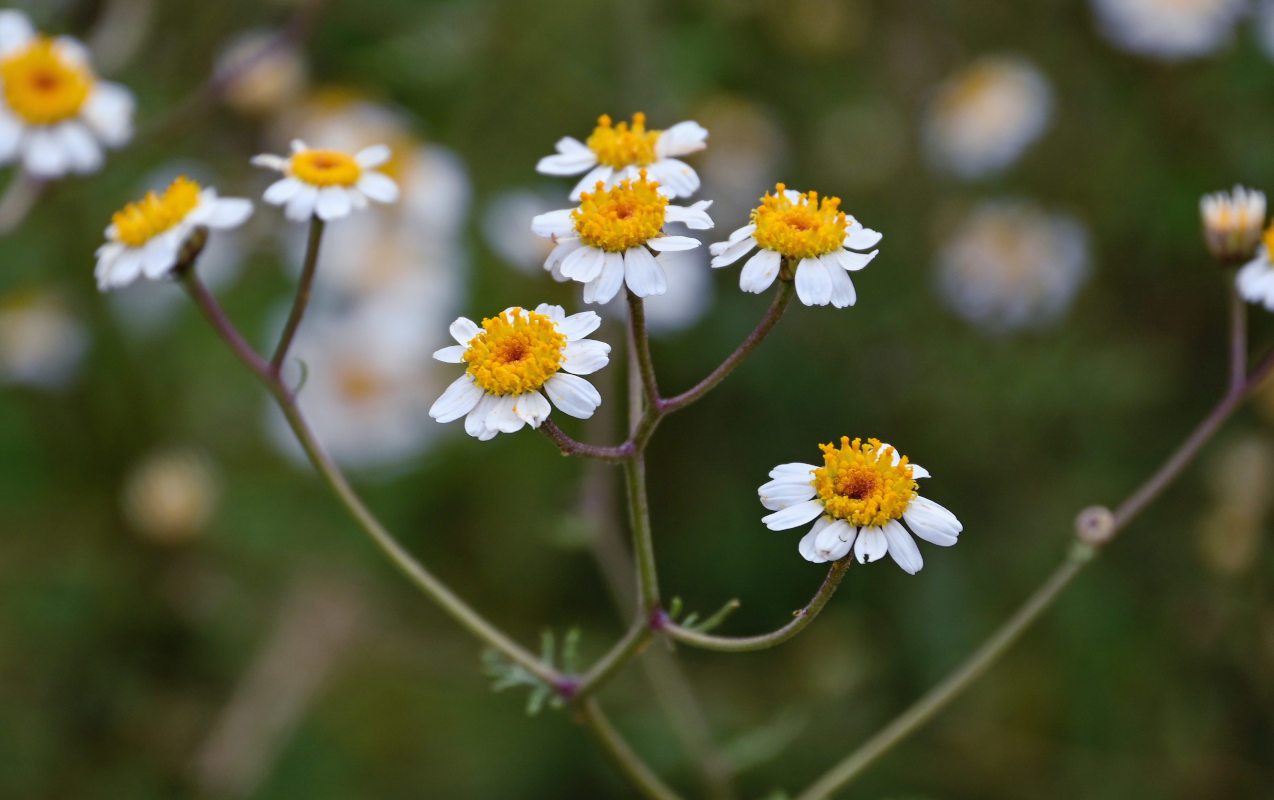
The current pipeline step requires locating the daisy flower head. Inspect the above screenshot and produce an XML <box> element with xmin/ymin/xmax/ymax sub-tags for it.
<box><xmin>1090</xmin><ymin>0</ymin><xmax>1244</xmax><ymax>61</ymax></box>
<box><xmin>537</xmin><ymin>112</ymin><xmax>708</xmax><ymax>200</ymax></box>
<box><xmin>429</xmin><ymin>304</ymin><xmax>610</xmax><ymax>441</ymax></box>
<box><xmin>710</xmin><ymin>184</ymin><xmax>880</xmax><ymax>308</ymax></box>
<box><xmin>760</xmin><ymin>437</ymin><xmax>962</xmax><ymax>574</ymax></box>
<box><xmin>94</xmin><ymin>176</ymin><xmax>253</xmax><ymax>291</ymax></box>
<box><xmin>1201</xmin><ymin>185</ymin><xmax>1266</xmax><ymax>266</ymax></box>
<box><xmin>531</xmin><ymin>171</ymin><xmax>713</xmax><ymax>305</ymax></box>
<box><xmin>1236</xmin><ymin>220</ymin><xmax>1274</xmax><ymax>312</ymax></box>
<box><xmin>252</xmin><ymin>140</ymin><xmax>399</xmax><ymax>222</ymax></box>
<box><xmin>0</xmin><ymin>10</ymin><xmax>134</xmax><ymax>178</ymax></box>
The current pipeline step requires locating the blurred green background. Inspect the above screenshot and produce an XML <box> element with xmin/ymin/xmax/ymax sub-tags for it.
<box><xmin>3</xmin><ymin>0</ymin><xmax>1274</xmax><ymax>797</ymax></box>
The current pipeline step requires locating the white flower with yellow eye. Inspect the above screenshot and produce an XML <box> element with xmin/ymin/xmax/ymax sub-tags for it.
<box><xmin>252</xmin><ymin>139</ymin><xmax>399</xmax><ymax>222</ymax></box>
<box><xmin>429</xmin><ymin>305</ymin><xmax>610</xmax><ymax>441</ymax></box>
<box><xmin>0</xmin><ymin>10</ymin><xmax>134</xmax><ymax>177</ymax></box>
<box><xmin>1237</xmin><ymin>220</ymin><xmax>1274</xmax><ymax>312</ymax></box>
<box><xmin>531</xmin><ymin>171</ymin><xmax>713</xmax><ymax>304</ymax></box>
<box><xmin>760</xmin><ymin>437</ymin><xmax>962</xmax><ymax>574</ymax></box>
<box><xmin>710</xmin><ymin>183</ymin><xmax>880</xmax><ymax>308</ymax></box>
<box><xmin>94</xmin><ymin>176</ymin><xmax>253</xmax><ymax>291</ymax></box>
<box><xmin>537</xmin><ymin>112</ymin><xmax>708</xmax><ymax>200</ymax></box>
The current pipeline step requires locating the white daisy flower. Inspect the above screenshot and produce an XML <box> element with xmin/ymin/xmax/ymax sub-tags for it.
<box><xmin>1090</xmin><ymin>0</ymin><xmax>1244</xmax><ymax>61</ymax></box>
<box><xmin>94</xmin><ymin>176</ymin><xmax>253</xmax><ymax>291</ymax></box>
<box><xmin>760</xmin><ymin>437</ymin><xmax>962</xmax><ymax>574</ymax></box>
<box><xmin>1236</xmin><ymin>220</ymin><xmax>1274</xmax><ymax>312</ymax></box>
<box><xmin>0</xmin><ymin>10</ymin><xmax>134</xmax><ymax>178</ymax></box>
<box><xmin>935</xmin><ymin>200</ymin><xmax>1090</xmax><ymax>333</ymax></box>
<box><xmin>531</xmin><ymin>171</ymin><xmax>713</xmax><ymax>305</ymax></box>
<box><xmin>922</xmin><ymin>56</ymin><xmax>1052</xmax><ymax>180</ymax></box>
<box><xmin>709</xmin><ymin>183</ymin><xmax>880</xmax><ymax>308</ymax></box>
<box><xmin>0</xmin><ymin>288</ymin><xmax>88</xmax><ymax>389</ymax></box>
<box><xmin>251</xmin><ymin>139</ymin><xmax>399</xmax><ymax>222</ymax></box>
<box><xmin>429</xmin><ymin>304</ymin><xmax>611</xmax><ymax>441</ymax></box>
<box><xmin>1201</xmin><ymin>185</ymin><xmax>1266</xmax><ymax>266</ymax></box>
<box><xmin>537</xmin><ymin>112</ymin><xmax>708</xmax><ymax>200</ymax></box>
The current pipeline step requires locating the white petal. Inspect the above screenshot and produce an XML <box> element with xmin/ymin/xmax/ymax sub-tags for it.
<box><xmin>489</xmin><ymin>395</ymin><xmax>526</xmax><ymax>433</ymax></box>
<box><xmin>557</xmin><ymin>310</ymin><xmax>601</xmax><ymax>340</ymax></box>
<box><xmin>769</xmin><ymin>462</ymin><xmax>818</xmax><ymax>481</ymax></box>
<box><xmin>263</xmin><ymin>177</ymin><xmax>303</xmax><ymax>205</ymax></box>
<box><xmin>798</xmin><ymin>524</ymin><xmax>829</xmax><ymax>564</ymax></box>
<box><xmin>903</xmin><ymin>496</ymin><xmax>962</xmax><ymax>547</ymax></box>
<box><xmin>82</xmin><ymin>82</ymin><xmax>134</xmax><ymax>147</ymax></box>
<box><xmin>654</xmin><ymin>121</ymin><xmax>708</xmax><ymax>157</ymax></box>
<box><xmin>537</xmin><ymin>148</ymin><xmax>598</xmax><ymax>176</ymax></box>
<box><xmin>449</xmin><ymin>316</ymin><xmax>481</xmax><ymax>345</ymax></box>
<box><xmin>583</xmin><ymin>255</ymin><xmax>626</xmax><ymax>304</ymax></box>
<box><xmin>433</xmin><ymin>344</ymin><xmax>466</xmax><ymax>363</ymax></box>
<box><xmin>314</xmin><ymin>187</ymin><xmax>353</xmax><ymax>220</ymax></box>
<box><xmin>561</xmin><ymin>245</ymin><xmax>606</xmax><ymax>282</ymax></box>
<box><xmin>0</xmin><ymin>11</ymin><xmax>35</xmax><ymax>55</ymax></box>
<box><xmin>545</xmin><ymin>239</ymin><xmax>584</xmax><ymax>279</ymax></box>
<box><xmin>512</xmin><ymin>390</ymin><xmax>552</xmax><ymax>427</ymax></box>
<box><xmin>543</xmin><ymin>373</ymin><xmax>602</xmax><ymax>419</ymax></box>
<box><xmin>648</xmin><ymin>235</ymin><xmax>701</xmax><ymax>252</ymax></box>
<box><xmin>22</xmin><ymin>129</ymin><xmax>69</xmax><ymax>178</ymax></box>
<box><xmin>910</xmin><ymin>464</ymin><xmax>931</xmax><ymax>479</ymax></box>
<box><xmin>55</xmin><ymin>122</ymin><xmax>102</xmax><ymax>173</ymax></box>
<box><xmin>739</xmin><ymin>249</ymin><xmax>782</xmax><ymax>294</ymax></box>
<box><xmin>561</xmin><ymin>339</ymin><xmax>611</xmax><ymax>375</ymax></box>
<box><xmin>844</xmin><ymin>222</ymin><xmax>883</xmax><ymax>250</ymax></box>
<box><xmin>854</xmin><ymin>527</ymin><xmax>888</xmax><ymax>564</ymax></box>
<box><xmin>826</xmin><ymin>256</ymin><xmax>857</xmax><ymax>308</ymax></box>
<box><xmin>203</xmin><ymin>197</ymin><xmax>253</xmax><ymax>229</ymax></box>
<box><xmin>664</xmin><ymin>199</ymin><xmax>714</xmax><ymax>230</ymax></box>
<box><xmin>710</xmin><ymin>235</ymin><xmax>757</xmax><ymax>268</ymax></box>
<box><xmin>624</xmin><ymin>247</ymin><xmax>667</xmax><ymax>297</ymax></box>
<box><xmin>794</xmin><ymin>257</ymin><xmax>833</xmax><ymax>306</ymax></box>
<box><xmin>814</xmin><ymin>519</ymin><xmax>854</xmax><ymax>562</ymax></box>
<box><xmin>554</xmin><ymin>136</ymin><xmax>592</xmax><ymax>155</ymax></box>
<box><xmin>101</xmin><ymin>248</ymin><xmax>143</xmax><ymax>290</ymax></box>
<box><xmin>356</xmin><ymin>172</ymin><xmax>399</xmax><ymax>204</ymax></box>
<box><xmin>531</xmin><ymin>208</ymin><xmax>576</xmax><ymax>238</ymax></box>
<box><xmin>534</xmin><ymin>303</ymin><xmax>566</xmax><ymax>323</ymax></box>
<box><xmin>284</xmin><ymin>185</ymin><xmax>319</xmax><ymax>222</ymax></box>
<box><xmin>251</xmin><ymin>153</ymin><xmax>289</xmax><ymax>172</ymax></box>
<box><xmin>464</xmin><ymin>394</ymin><xmax>501</xmax><ymax>438</ymax></box>
<box><xmin>569</xmin><ymin>165</ymin><xmax>613</xmax><ymax>201</ymax></box>
<box><xmin>834</xmin><ymin>248</ymin><xmax>878</xmax><ymax>272</ymax></box>
<box><xmin>762</xmin><ymin>499</ymin><xmax>825</xmax><ymax>531</ymax></box>
<box><xmin>758</xmin><ymin>476</ymin><xmax>817</xmax><ymax>511</ymax></box>
<box><xmin>0</xmin><ymin>112</ymin><xmax>21</xmax><ymax>161</ymax></box>
<box><xmin>138</xmin><ymin>233</ymin><xmax>179</xmax><ymax>279</ymax></box>
<box><xmin>647</xmin><ymin>158</ymin><xmax>700</xmax><ymax>198</ymax></box>
<box><xmin>882</xmin><ymin>520</ymin><xmax>923</xmax><ymax>574</ymax></box>
<box><xmin>354</xmin><ymin>144</ymin><xmax>391</xmax><ymax>168</ymax></box>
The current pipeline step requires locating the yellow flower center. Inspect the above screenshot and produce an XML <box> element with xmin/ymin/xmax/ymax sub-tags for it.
<box><xmin>464</xmin><ymin>308</ymin><xmax>566</xmax><ymax>396</ymax></box>
<box><xmin>751</xmin><ymin>183</ymin><xmax>850</xmax><ymax>260</ymax></box>
<box><xmin>289</xmin><ymin>149</ymin><xmax>362</xmax><ymax>187</ymax></box>
<box><xmin>812</xmin><ymin>437</ymin><xmax>916</xmax><ymax>528</ymax></box>
<box><xmin>1</xmin><ymin>37</ymin><xmax>94</xmax><ymax>125</ymax></box>
<box><xmin>572</xmin><ymin>172</ymin><xmax>668</xmax><ymax>253</ymax></box>
<box><xmin>586</xmin><ymin>112</ymin><xmax>661</xmax><ymax>169</ymax></box>
<box><xmin>1261</xmin><ymin>220</ymin><xmax>1274</xmax><ymax>256</ymax></box>
<box><xmin>111</xmin><ymin>176</ymin><xmax>202</xmax><ymax>248</ymax></box>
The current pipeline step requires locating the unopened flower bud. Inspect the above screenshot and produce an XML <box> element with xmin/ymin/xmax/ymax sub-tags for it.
<box><xmin>1200</xmin><ymin>185</ymin><xmax>1266</xmax><ymax>266</ymax></box>
<box><xmin>1074</xmin><ymin>505</ymin><xmax>1115</xmax><ymax>547</ymax></box>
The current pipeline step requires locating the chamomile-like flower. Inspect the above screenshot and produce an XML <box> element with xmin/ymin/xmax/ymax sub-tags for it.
<box><xmin>710</xmin><ymin>184</ymin><xmax>880</xmax><ymax>307</ymax></box>
<box><xmin>0</xmin><ymin>10</ymin><xmax>134</xmax><ymax>177</ymax></box>
<box><xmin>429</xmin><ymin>304</ymin><xmax>610</xmax><ymax>440</ymax></box>
<box><xmin>1236</xmin><ymin>221</ymin><xmax>1274</xmax><ymax>312</ymax></box>
<box><xmin>760</xmin><ymin>437</ymin><xmax>962</xmax><ymax>574</ymax></box>
<box><xmin>531</xmin><ymin>172</ymin><xmax>713</xmax><ymax>304</ymax></box>
<box><xmin>251</xmin><ymin>139</ymin><xmax>399</xmax><ymax>222</ymax></box>
<box><xmin>537</xmin><ymin>112</ymin><xmax>708</xmax><ymax>200</ymax></box>
<box><xmin>1201</xmin><ymin>185</ymin><xmax>1266</xmax><ymax>266</ymax></box>
<box><xmin>94</xmin><ymin>176</ymin><xmax>253</xmax><ymax>291</ymax></box>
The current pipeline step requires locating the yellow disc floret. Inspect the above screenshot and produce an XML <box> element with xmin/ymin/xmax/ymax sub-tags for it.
<box><xmin>464</xmin><ymin>308</ymin><xmax>567</xmax><ymax>396</ymax></box>
<box><xmin>1261</xmin><ymin>220</ymin><xmax>1274</xmax><ymax>257</ymax></box>
<box><xmin>1</xmin><ymin>37</ymin><xmax>94</xmax><ymax>125</ymax></box>
<box><xmin>572</xmin><ymin>172</ymin><xmax>668</xmax><ymax>253</ymax></box>
<box><xmin>111</xmin><ymin>176</ymin><xmax>202</xmax><ymax>248</ymax></box>
<box><xmin>751</xmin><ymin>183</ymin><xmax>850</xmax><ymax>260</ymax></box>
<box><xmin>586</xmin><ymin>113</ymin><xmax>660</xmax><ymax>169</ymax></box>
<box><xmin>289</xmin><ymin>149</ymin><xmax>362</xmax><ymax>187</ymax></box>
<box><xmin>812</xmin><ymin>437</ymin><xmax>917</xmax><ymax>528</ymax></box>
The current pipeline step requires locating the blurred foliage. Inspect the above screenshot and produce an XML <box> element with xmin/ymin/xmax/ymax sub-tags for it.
<box><xmin>2</xmin><ymin>0</ymin><xmax>1274</xmax><ymax>798</ymax></box>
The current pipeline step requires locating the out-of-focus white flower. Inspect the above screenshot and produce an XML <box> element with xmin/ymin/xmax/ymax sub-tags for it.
<box><xmin>216</xmin><ymin>29</ymin><xmax>308</xmax><ymax>117</ymax></box>
<box><xmin>1090</xmin><ymin>0</ymin><xmax>1245</xmax><ymax>60</ymax></box>
<box><xmin>429</xmin><ymin>304</ymin><xmax>610</xmax><ymax>441</ymax></box>
<box><xmin>94</xmin><ymin>176</ymin><xmax>253</xmax><ymax>291</ymax></box>
<box><xmin>1201</xmin><ymin>184</ymin><xmax>1266</xmax><ymax>265</ymax></box>
<box><xmin>482</xmin><ymin>188</ymin><xmax>561</xmax><ymax>273</ymax></box>
<box><xmin>760</xmin><ymin>436</ymin><xmax>962</xmax><ymax>573</ymax></box>
<box><xmin>922</xmin><ymin>56</ymin><xmax>1052</xmax><ymax>180</ymax></box>
<box><xmin>0</xmin><ymin>289</ymin><xmax>87</xmax><ymax>388</ymax></box>
<box><xmin>1237</xmin><ymin>220</ymin><xmax>1274</xmax><ymax>312</ymax></box>
<box><xmin>123</xmin><ymin>447</ymin><xmax>219</xmax><ymax>545</ymax></box>
<box><xmin>710</xmin><ymin>183</ymin><xmax>880</xmax><ymax>307</ymax></box>
<box><xmin>253</xmin><ymin>140</ymin><xmax>399</xmax><ymax>222</ymax></box>
<box><xmin>642</xmin><ymin>242</ymin><xmax>714</xmax><ymax>335</ymax></box>
<box><xmin>1195</xmin><ymin>437</ymin><xmax>1273</xmax><ymax>576</ymax></box>
<box><xmin>0</xmin><ymin>10</ymin><xmax>134</xmax><ymax>177</ymax></box>
<box><xmin>537</xmin><ymin>112</ymin><xmax>708</xmax><ymax>200</ymax></box>
<box><xmin>693</xmin><ymin>96</ymin><xmax>787</xmax><ymax>224</ymax></box>
<box><xmin>531</xmin><ymin>172</ymin><xmax>713</xmax><ymax>304</ymax></box>
<box><xmin>935</xmin><ymin>200</ymin><xmax>1090</xmax><ymax>332</ymax></box>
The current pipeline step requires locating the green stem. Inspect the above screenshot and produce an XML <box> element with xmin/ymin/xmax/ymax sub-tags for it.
<box><xmin>579</xmin><ymin>698</ymin><xmax>684</xmax><ymax>800</ymax></box>
<box><xmin>270</xmin><ymin>216</ymin><xmax>325</xmax><ymax>373</ymax></box>
<box><xmin>661</xmin><ymin>559</ymin><xmax>850</xmax><ymax>652</ymax></box>
<box><xmin>625</xmin><ymin>456</ymin><xmax>660</xmax><ymax>613</ymax></box>
<box><xmin>627</xmin><ymin>289</ymin><xmax>661</xmax><ymax>409</ymax></box>
<box><xmin>574</xmin><ymin>617</ymin><xmax>652</xmax><ymax>699</ymax></box>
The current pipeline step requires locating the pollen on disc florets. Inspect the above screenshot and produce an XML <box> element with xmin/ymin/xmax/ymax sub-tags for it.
<box><xmin>290</xmin><ymin>148</ymin><xmax>362</xmax><ymax>187</ymax></box>
<box><xmin>111</xmin><ymin>176</ymin><xmax>202</xmax><ymax>247</ymax></box>
<box><xmin>571</xmin><ymin>171</ymin><xmax>669</xmax><ymax>252</ymax></box>
<box><xmin>586</xmin><ymin>112</ymin><xmax>660</xmax><ymax>169</ymax></box>
<box><xmin>1</xmin><ymin>36</ymin><xmax>93</xmax><ymax>125</ymax></box>
<box><xmin>751</xmin><ymin>183</ymin><xmax>851</xmax><ymax>261</ymax></box>
<box><xmin>464</xmin><ymin>308</ymin><xmax>567</xmax><ymax>395</ymax></box>
<box><xmin>812</xmin><ymin>437</ymin><xmax>917</xmax><ymax>528</ymax></box>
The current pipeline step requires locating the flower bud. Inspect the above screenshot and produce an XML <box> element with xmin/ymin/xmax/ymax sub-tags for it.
<box><xmin>1200</xmin><ymin>185</ymin><xmax>1266</xmax><ymax>266</ymax></box>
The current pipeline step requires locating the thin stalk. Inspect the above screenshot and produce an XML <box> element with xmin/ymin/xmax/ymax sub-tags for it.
<box><xmin>574</xmin><ymin>617</ymin><xmax>652</xmax><ymax>699</ymax></box>
<box><xmin>579</xmin><ymin>698</ymin><xmax>684</xmax><ymax>800</ymax></box>
<box><xmin>628</xmin><ymin>290</ymin><xmax>661</xmax><ymax>409</ymax></box>
<box><xmin>625</xmin><ymin>456</ymin><xmax>660</xmax><ymax>612</ymax></box>
<box><xmin>540</xmin><ymin>420</ymin><xmax>634</xmax><ymax>462</ymax></box>
<box><xmin>661</xmin><ymin>559</ymin><xmax>850</xmax><ymax>652</ymax></box>
<box><xmin>181</xmin><ymin>273</ymin><xmax>563</xmax><ymax>689</ymax></box>
<box><xmin>1228</xmin><ymin>281</ymin><xmax>1248</xmax><ymax>394</ymax></box>
<box><xmin>270</xmin><ymin>216</ymin><xmax>325</xmax><ymax>373</ymax></box>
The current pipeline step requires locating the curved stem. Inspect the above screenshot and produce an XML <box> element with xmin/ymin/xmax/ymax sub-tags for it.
<box><xmin>574</xmin><ymin>617</ymin><xmax>653</xmax><ymax>699</ymax></box>
<box><xmin>271</xmin><ymin>216</ymin><xmax>326</xmax><ymax>373</ymax></box>
<box><xmin>579</xmin><ymin>697</ymin><xmax>684</xmax><ymax>800</ymax></box>
<box><xmin>625</xmin><ymin>456</ymin><xmax>660</xmax><ymax>612</ymax></box>
<box><xmin>661</xmin><ymin>280</ymin><xmax>794</xmax><ymax>413</ymax></box>
<box><xmin>661</xmin><ymin>558</ymin><xmax>850</xmax><ymax>652</ymax></box>
<box><xmin>627</xmin><ymin>290</ymin><xmax>661</xmax><ymax>409</ymax></box>
<box><xmin>181</xmin><ymin>273</ymin><xmax>563</xmax><ymax>689</ymax></box>
<box><xmin>539</xmin><ymin>419</ymin><xmax>634</xmax><ymax>463</ymax></box>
